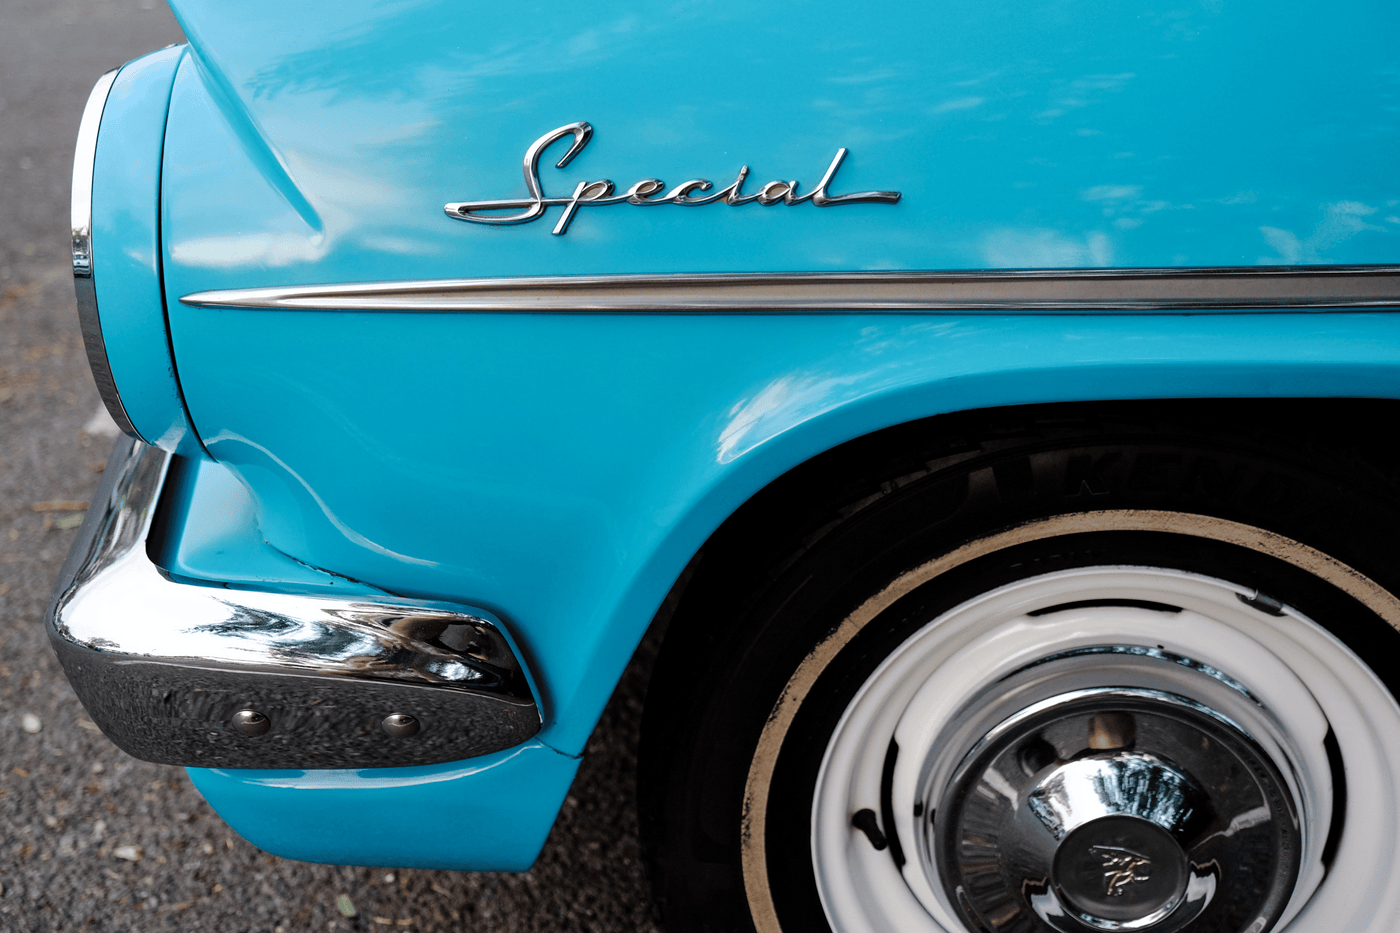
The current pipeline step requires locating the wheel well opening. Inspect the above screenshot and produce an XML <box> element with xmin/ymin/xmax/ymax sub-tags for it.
<box><xmin>634</xmin><ymin>396</ymin><xmax>1400</xmax><ymax>933</ymax></box>
<box><xmin>652</xmin><ymin>397</ymin><xmax>1400</xmax><ymax>666</ymax></box>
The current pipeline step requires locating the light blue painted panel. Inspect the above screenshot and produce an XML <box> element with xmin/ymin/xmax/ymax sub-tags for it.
<box><xmin>153</xmin><ymin>0</ymin><xmax>1400</xmax><ymax>869</ymax></box>
<box><xmin>188</xmin><ymin>741</ymin><xmax>581</xmax><ymax>870</ymax></box>
<box><xmin>154</xmin><ymin>454</ymin><xmax>387</xmax><ymax>593</ymax></box>
<box><xmin>167</xmin><ymin>309</ymin><xmax>1400</xmax><ymax>756</ymax></box>
<box><xmin>92</xmin><ymin>45</ymin><xmax>203</xmax><ymax>455</ymax></box>
<box><xmin>161</xmin><ymin>0</ymin><xmax>1399</xmax><ymax>289</ymax></box>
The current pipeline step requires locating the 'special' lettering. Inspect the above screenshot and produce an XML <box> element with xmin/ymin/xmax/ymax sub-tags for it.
<box><xmin>444</xmin><ymin>122</ymin><xmax>901</xmax><ymax>235</ymax></box>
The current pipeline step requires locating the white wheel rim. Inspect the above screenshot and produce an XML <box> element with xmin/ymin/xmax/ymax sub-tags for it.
<box><xmin>811</xmin><ymin>565</ymin><xmax>1400</xmax><ymax>933</ymax></box>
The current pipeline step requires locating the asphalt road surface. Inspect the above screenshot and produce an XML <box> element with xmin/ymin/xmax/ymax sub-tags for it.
<box><xmin>0</xmin><ymin>2</ymin><xmax>662</xmax><ymax>931</ymax></box>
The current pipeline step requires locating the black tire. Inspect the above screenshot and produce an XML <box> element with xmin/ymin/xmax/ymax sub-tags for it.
<box><xmin>639</xmin><ymin>405</ymin><xmax>1400</xmax><ymax>933</ymax></box>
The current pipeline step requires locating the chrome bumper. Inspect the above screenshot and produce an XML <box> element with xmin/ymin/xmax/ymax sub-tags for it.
<box><xmin>47</xmin><ymin>436</ymin><xmax>540</xmax><ymax>769</ymax></box>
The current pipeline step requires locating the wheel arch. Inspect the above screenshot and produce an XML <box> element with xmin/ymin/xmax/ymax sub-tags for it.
<box><xmin>635</xmin><ymin>395</ymin><xmax>1400</xmax><ymax>933</ymax></box>
<box><xmin>647</xmin><ymin>395</ymin><xmax>1400</xmax><ymax>674</ymax></box>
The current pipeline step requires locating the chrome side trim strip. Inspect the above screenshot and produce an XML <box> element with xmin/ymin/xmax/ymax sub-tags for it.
<box><xmin>180</xmin><ymin>266</ymin><xmax>1400</xmax><ymax>314</ymax></box>
<box><xmin>72</xmin><ymin>69</ymin><xmax>138</xmax><ymax>437</ymax></box>
<box><xmin>47</xmin><ymin>436</ymin><xmax>541</xmax><ymax>769</ymax></box>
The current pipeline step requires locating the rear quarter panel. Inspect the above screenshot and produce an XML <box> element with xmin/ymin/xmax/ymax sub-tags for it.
<box><xmin>158</xmin><ymin>0</ymin><xmax>1400</xmax><ymax>865</ymax></box>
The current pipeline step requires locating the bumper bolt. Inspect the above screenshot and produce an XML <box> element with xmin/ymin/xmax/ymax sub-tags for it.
<box><xmin>230</xmin><ymin>710</ymin><xmax>271</xmax><ymax>736</ymax></box>
<box><xmin>382</xmin><ymin>713</ymin><xmax>421</xmax><ymax>738</ymax></box>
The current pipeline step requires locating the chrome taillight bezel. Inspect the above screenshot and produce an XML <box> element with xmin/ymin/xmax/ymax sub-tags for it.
<box><xmin>72</xmin><ymin>68</ymin><xmax>138</xmax><ymax>438</ymax></box>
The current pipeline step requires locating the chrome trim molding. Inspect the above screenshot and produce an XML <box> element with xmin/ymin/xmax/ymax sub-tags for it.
<box><xmin>72</xmin><ymin>68</ymin><xmax>138</xmax><ymax>437</ymax></box>
<box><xmin>180</xmin><ymin>266</ymin><xmax>1400</xmax><ymax>313</ymax></box>
<box><xmin>444</xmin><ymin>122</ymin><xmax>901</xmax><ymax>235</ymax></box>
<box><xmin>70</xmin><ymin>70</ymin><xmax>116</xmax><ymax>280</ymax></box>
<box><xmin>47</xmin><ymin>436</ymin><xmax>541</xmax><ymax>769</ymax></box>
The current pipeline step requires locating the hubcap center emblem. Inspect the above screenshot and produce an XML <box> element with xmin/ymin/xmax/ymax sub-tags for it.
<box><xmin>1052</xmin><ymin>816</ymin><xmax>1189</xmax><ymax>926</ymax></box>
<box><xmin>1092</xmin><ymin>844</ymin><xmax>1154</xmax><ymax>896</ymax></box>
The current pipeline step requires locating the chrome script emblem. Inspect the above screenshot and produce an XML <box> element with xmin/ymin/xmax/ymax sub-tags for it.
<box><xmin>444</xmin><ymin>122</ymin><xmax>901</xmax><ymax>235</ymax></box>
<box><xmin>1091</xmin><ymin>845</ymin><xmax>1153</xmax><ymax>896</ymax></box>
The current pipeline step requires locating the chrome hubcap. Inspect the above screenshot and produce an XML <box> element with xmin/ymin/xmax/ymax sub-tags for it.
<box><xmin>934</xmin><ymin>686</ymin><xmax>1301</xmax><ymax>932</ymax></box>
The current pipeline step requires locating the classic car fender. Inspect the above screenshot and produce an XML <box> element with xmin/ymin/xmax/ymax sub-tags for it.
<box><xmin>174</xmin><ymin>314</ymin><xmax>1400</xmax><ymax>870</ymax></box>
<box><xmin>172</xmin><ymin>311</ymin><xmax>1400</xmax><ymax>757</ymax></box>
<box><xmin>59</xmin><ymin>0</ymin><xmax>1400</xmax><ymax>874</ymax></box>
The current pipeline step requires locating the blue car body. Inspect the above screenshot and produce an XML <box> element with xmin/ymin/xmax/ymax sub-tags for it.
<box><xmin>69</xmin><ymin>0</ymin><xmax>1399</xmax><ymax>871</ymax></box>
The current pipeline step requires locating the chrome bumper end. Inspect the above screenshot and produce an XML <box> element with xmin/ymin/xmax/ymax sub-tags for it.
<box><xmin>47</xmin><ymin>436</ymin><xmax>541</xmax><ymax>770</ymax></box>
